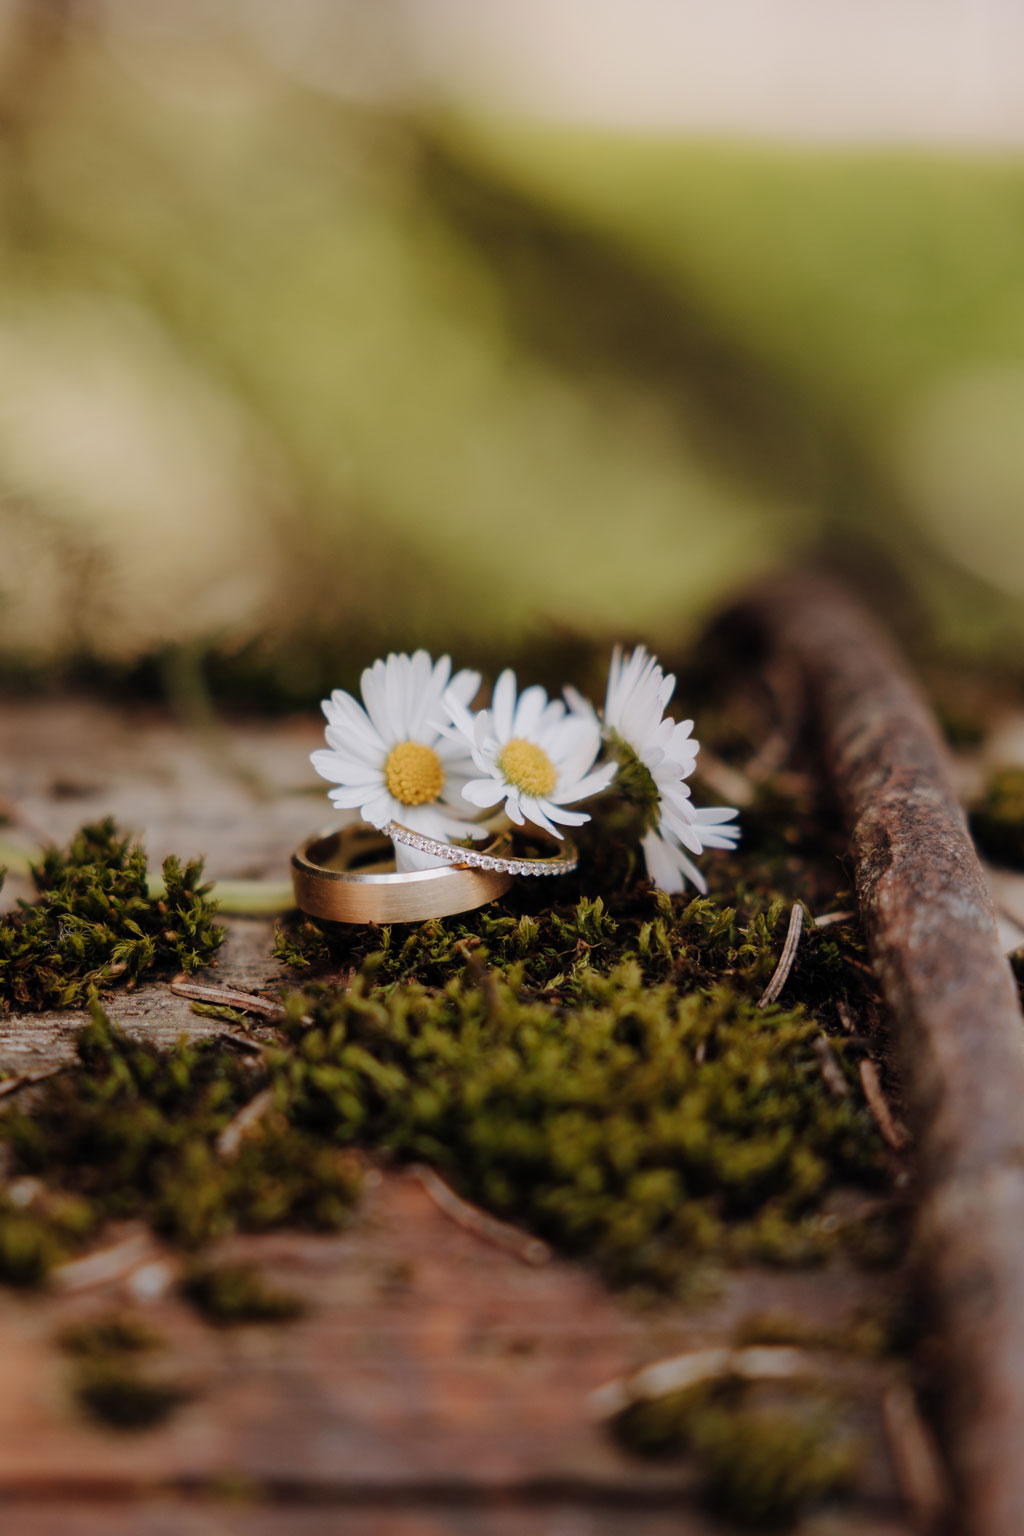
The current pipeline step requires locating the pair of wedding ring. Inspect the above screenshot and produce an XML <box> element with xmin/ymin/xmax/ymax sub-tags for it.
<box><xmin>291</xmin><ymin>821</ymin><xmax>577</xmax><ymax>924</ymax></box>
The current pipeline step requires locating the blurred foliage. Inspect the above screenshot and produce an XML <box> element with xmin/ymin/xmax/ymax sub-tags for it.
<box><xmin>970</xmin><ymin>766</ymin><xmax>1024</xmax><ymax>869</ymax></box>
<box><xmin>0</xmin><ymin>8</ymin><xmax>1022</xmax><ymax>701</ymax></box>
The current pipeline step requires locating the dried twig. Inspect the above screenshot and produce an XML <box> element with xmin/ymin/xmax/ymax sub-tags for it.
<box><xmin>411</xmin><ymin>1163</ymin><xmax>550</xmax><ymax>1267</ymax></box>
<box><xmin>883</xmin><ymin>1383</ymin><xmax>950</xmax><ymax>1535</ymax></box>
<box><xmin>169</xmin><ymin>974</ymin><xmax>286</xmax><ymax>1021</ymax></box>
<box><xmin>757</xmin><ymin>902</ymin><xmax>805</xmax><ymax>1008</ymax></box>
<box><xmin>53</xmin><ymin>1231</ymin><xmax>153</xmax><ymax>1293</ymax></box>
<box><xmin>859</xmin><ymin>1060</ymin><xmax>910</xmax><ymax>1151</ymax></box>
<box><xmin>814</xmin><ymin>1035</ymin><xmax>849</xmax><ymax>1098</ymax></box>
<box><xmin>835</xmin><ymin>999</ymin><xmax>857</xmax><ymax>1034</ymax></box>
<box><xmin>0</xmin><ymin>1065</ymin><xmax>66</xmax><ymax>1101</ymax></box>
<box><xmin>216</xmin><ymin>1086</ymin><xmax>276</xmax><ymax>1158</ymax></box>
<box><xmin>813</xmin><ymin>909</ymin><xmax>857</xmax><ymax>929</ymax></box>
<box><xmin>214</xmin><ymin>1032</ymin><xmax>265</xmax><ymax>1058</ymax></box>
<box><xmin>590</xmin><ymin>1344</ymin><xmax>816</xmax><ymax>1420</ymax></box>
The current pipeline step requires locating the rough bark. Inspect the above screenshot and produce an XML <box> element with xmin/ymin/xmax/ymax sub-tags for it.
<box><xmin>737</xmin><ymin>573</ymin><xmax>1024</xmax><ymax>1536</ymax></box>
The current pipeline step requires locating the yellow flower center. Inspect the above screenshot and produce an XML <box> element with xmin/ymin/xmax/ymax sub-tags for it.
<box><xmin>384</xmin><ymin>741</ymin><xmax>444</xmax><ymax>806</ymax></box>
<box><xmin>499</xmin><ymin>737</ymin><xmax>557</xmax><ymax>798</ymax></box>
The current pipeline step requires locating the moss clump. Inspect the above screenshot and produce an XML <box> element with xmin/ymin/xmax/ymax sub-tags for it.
<box><xmin>60</xmin><ymin>1308</ymin><xmax>186</xmax><ymax>1432</ymax></box>
<box><xmin>0</xmin><ymin>818</ymin><xmax>223</xmax><ymax>1011</ymax></box>
<box><xmin>59</xmin><ymin>1312</ymin><xmax>164</xmax><ymax>1357</ymax></box>
<box><xmin>614</xmin><ymin>1382</ymin><xmax>718</xmax><ymax>1456</ymax></box>
<box><xmin>696</xmin><ymin>1404</ymin><xmax>858</xmax><ymax>1526</ymax></box>
<box><xmin>614</xmin><ymin>1380</ymin><xmax>859</xmax><ymax>1526</ymax></box>
<box><xmin>273</xmin><ymin>950</ymin><xmax>884</xmax><ymax>1290</ymax></box>
<box><xmin>182</xmin><ymin>1262</ymin><xmax>306</xmax><ymax>1325</ymax></box>
<box><xmin>273</xmin><ymin>916</ymin><xmax>332</xmax><ymax>971</ymax></box>
<box><xmin>0</xmin><ymin>1185</ymin><xmax>97</xmax><ymax>1287</ymax></box>
<box><xmin>275</xmin><ymin>883</ymin><xmax>868</xmax><ymax>1031</ymax></box>
<box><xmin>734</xmin><ymin>1306</ymin><xmax>899</xmax><ymax>1359</ymax></box>
<box><xmin>0</xmin><ymin>1007</ymin><xmax>362</xmax><ymax>1265</ymax></box>
<box><xmin>970</xmin><ymin>768</ymin><xmax>1024</xmax><ymax>869</ymax></box>
<box><xmin>0</xmin><ymin>1207</ymin><xmax>67</xmax><ymax>1286</ymax></box>
<box><xmin>73</xmin><ymin>1359</ymin><xmax>190</xmax><ymax>1431</ymax></box>
<box><xmin>0</xmin><ymin>753</ymin><xmax>891</xmax><ymax>1297</ymax></box>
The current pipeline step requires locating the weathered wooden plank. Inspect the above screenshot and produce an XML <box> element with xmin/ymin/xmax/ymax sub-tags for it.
<box><xmin>0</xmin><ymin>695</ymin><xmax>913</xmax><ymax>1530</ymax></box>
<box><xmin>0</xmin><ymin>1172</ymin><xmax>905</xmax><ymax>1510</ymax></box>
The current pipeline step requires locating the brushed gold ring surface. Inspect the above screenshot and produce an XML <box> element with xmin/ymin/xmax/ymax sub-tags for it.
<box><xmin>291</xmin><ymin>824</ymin><xmax>514</xmax><ymax>924</ymax></box>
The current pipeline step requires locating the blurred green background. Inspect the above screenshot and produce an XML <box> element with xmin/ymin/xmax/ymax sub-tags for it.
<box><xmin>2</xmin><ymin>1</ymin><xmax>1023</xmax><ymax>704</ymax></box>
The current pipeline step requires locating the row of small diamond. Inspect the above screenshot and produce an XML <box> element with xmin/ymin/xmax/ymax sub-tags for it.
<box><xmin>384</xmin><ymin>823</ymin><xmax>577</xmax><ymax>877</ymax></box>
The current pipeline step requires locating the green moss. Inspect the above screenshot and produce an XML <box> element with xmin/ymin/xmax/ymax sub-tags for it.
<box><xmin>613</xmin><ymin>1375</ymin><xmax>859</xmax><ymax>1526</ymax></box>
<box><xmin>695</xmin><ymin>1403</ymin><xmax>859</xmax><ymax>1526</ymax></box>
<box><xmin>60</xmin><ymin>1304</ymin><xmax>187</xmax><ymax>1432</ymax></box>
<box><xmin>0</xmin><ymin>1208</ymin><xmax>67</xmax><ymax>1286</ymax></box>
<box><xmin>614</xmin><ymin>1381</ymin><xmax>722</xmax><ymax>1456</ymax></box>
<box><xmin>0</xmin><ymin>1007</ymin><xmax>362</xmax><ymax>1269</ymax></box>
<box><xmin>0</xmin><ymin>756</ymin><xmax>892</xmax><ymax>1298</ymax></box>
<box><xmin>734</xmin><ymin>1306</ymin><xmax>899</xmax><ymax>1358</ymax></box>
<box><xmin>970</xmin><ymin>768</ymin><xmax>1024</xmax><ymax>868</ymax></box>
<box><xmin>0</xmin><ymin>818</ymin><xmax>223</xmax><ymax>1011</ymax></box>
<box><xmin>72</xmin><ymin>1359</ymin><xmax>190</xmax><ymax>1431</ymax></box>
<box><xmin>182</xmin><ymin>1262</ymin><xmax>306</xmax><ymax>1325</ymax></box>
<box><xmin>271</xmin><ymin>942</ymin><xmax>884</xmax><ymax>1289</ymax></box>
<box><xmin>273</xmin><ymin>917</ymin><xmax>333</xmax><ymax>971</ymax></box>
<box><xmin>59</xmin><ymin>1312</ymin><xmax>164</xmax><ymax>1357</ymax></box>
<box><xmin>0</xmin><ymin>1184</ymin><xmax>98</xmax><ymax>1287</ymax></box>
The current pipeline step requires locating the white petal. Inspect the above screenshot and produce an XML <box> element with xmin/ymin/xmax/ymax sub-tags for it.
<box><xmin>322</xmin><ymin>728</ymin><xmax>386</xmax><ymax>773</ymax></box>
<box><xmin>322</xmin><ymin>690</ymin><xmax>387</xmax><ymax>755</ymax></box>
<box><xmin>533</xmin><ymin>697</ymin><xmax>568</xmax><ymax>741</ymax></box>
<box><xmin>503</xmin><ymin>792</ymin><xmax>526</xmax><ymax>826</ymax></box>
<box><xmin>360</xmin><ymin>660</ymin><xmax>398</xmax><ymax>747</ymax></box>
<box><xmin>448</xmin><ymin>667</ymin><xmax>482</xmax><ymax>707</ymax></box>
<box><xmin>492</xmin><ymin>669</ymin><xmax>517</xmax><ymax>741</ymax></box>
<box><xmin>384</xmin><ymin>653</ymin><xmax>406</xmax><ymax>736</ymax></box>
<box><xmin>310</xmin><ymin>749</ymin><xmax>381</xmax><ymax>789</ymax></box>
<box><xmin>641</xmin><ymin>828</ymin><xmax>707</xmax><ymax>896</ymax></box>
<box><xmin>517</xmin><ymin>797</ymin><xmax>562</xmax><ymax>838</ymax></box>
<box><xmin>535</xmin><ymin>799</ymin><xmax>589</xmax><ymax>828</ymax></box>
<box><xmin>409</xmin><ymin>651</ymin><xmax>448</xmax><ymax>739</ymax></box>
<box><xmin>327</xmin><ymin>782</ymin><xmax>388</xmax><ymax>810</ymax></box>
<box><xmin>659</xmin><ymin>805</ymin><xmax>705</xmax><ymax>854</ymax></box>
<box><xmin>556</xmin><ymin>762</ymin><xmax>616</xmax><ymax>803</ymax></box>
<box><xmin>438</xmin><ymin>686</ymin><xmax>478</xmax><ymax>744</ymax></box>
<box><xmin>512</xmin><ymin>684</ymin><xmax>549</xmax><ymax>739</ymax></box>
<box><xmin>360</xmin><ymin>789</ymin><xmax>398</xmax><ymax>828</ymax></box>
<box><xmin>694</xmin><ymin>805</ymin><xmax>740</xmax><ymax>825</ymax></box>
<box><xmin>563</xmin><ymin>684</ymin><xmax>599</xmax><ymax>724</ymax></box>
<box><xmin>461</xmin><ymin>778</ymin><xmax>508</xmax><ymax>808</ymax></box>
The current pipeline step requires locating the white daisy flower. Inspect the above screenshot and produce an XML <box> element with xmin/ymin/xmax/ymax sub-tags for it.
<box><xmin>443</xmin><ymin>668</ymin><xmax>616</xmax><ymax>839</ymax></box>
<box><xmin>310</xmin><ymin>650</ymin><xmax>485</xmax><ymax>868</ymax></box>
<box><xmin>601</xmin><ymin>644</ymin><xmax>740</xmax><ymax>895</ymax></box>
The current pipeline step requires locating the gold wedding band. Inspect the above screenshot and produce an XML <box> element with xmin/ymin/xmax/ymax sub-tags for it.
<box><xmin>291</xmin><ymin>824</ymin><xmax>514</xmax><ymax>924</ymax></box>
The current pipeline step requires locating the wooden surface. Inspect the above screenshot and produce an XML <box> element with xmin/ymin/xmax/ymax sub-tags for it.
<box><xmin>0</xmin><ymin>696</ymin><xmax>914</xmax><ymax>1534</ymax></box>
